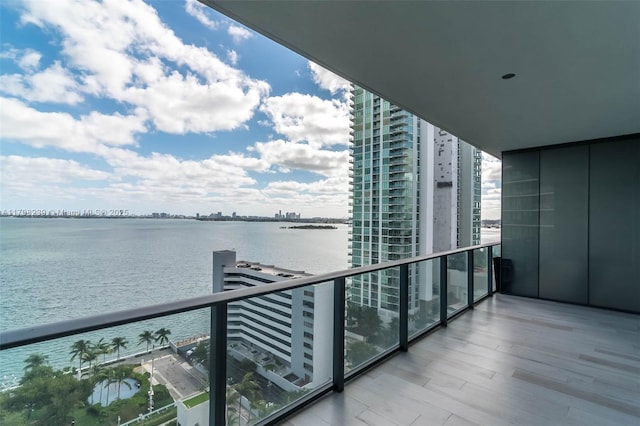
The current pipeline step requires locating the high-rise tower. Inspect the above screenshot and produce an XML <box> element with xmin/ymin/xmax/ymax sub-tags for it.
<box><xmin>348</xmin><ymin>86</ymin><xmax>481</xmax><ymax>315</ymax></box>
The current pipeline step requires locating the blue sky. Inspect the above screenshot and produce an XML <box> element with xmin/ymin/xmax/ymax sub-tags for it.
<box><xmin>0</xmin><ymin>0</ymin><xmax>501</xmax><ymax>219</ymax></box>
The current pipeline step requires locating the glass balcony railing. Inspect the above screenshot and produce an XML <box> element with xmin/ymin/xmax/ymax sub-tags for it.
<box><xmin>0</xmin><ymin>243</ymin><xmax>499</xmax><ymax>425</ymax></box>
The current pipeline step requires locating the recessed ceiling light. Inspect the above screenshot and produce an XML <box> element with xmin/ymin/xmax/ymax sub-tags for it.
<box><xmin>502</xmin><ymin>73</ymin><xmax>516</xmax><ymax>80</ymax></box>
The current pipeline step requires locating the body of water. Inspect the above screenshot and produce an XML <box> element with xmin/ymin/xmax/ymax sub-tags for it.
<box><xmin>0</xmin><ymin>218</ymin><xmax>349</xmax><ymax>386</ymax></box>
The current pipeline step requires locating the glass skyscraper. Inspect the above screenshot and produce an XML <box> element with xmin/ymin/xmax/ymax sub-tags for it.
<box><xmin>349</xmin><ymin>86</ymin><xmax>481</xmax><ymax>314</ymax></box>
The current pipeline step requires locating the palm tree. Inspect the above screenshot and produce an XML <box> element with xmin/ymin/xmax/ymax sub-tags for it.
<box><xmin>226</xmin><ymin>386</ymin><xmax>240</xmax><ymax>425</ymax></box>
<box><xmin>89</xmin><ymin>364</ymin><xmax>104</xmax><ymax>383</ymax></box>
<box><xmin>70</xmin><ymin>339</ymin><xmax>91</xmax><ymax>379</ymax></box>
<box><xmin>154</xmin><ymin>328</ymin><xmax>172</xmax><ymax>347</ymax></box>
<box><xmin>233</xmin><ymin>372</ymin><xmax>261</xmax><ymax>423</ymax></box>
<box><xmin>138</xmin><ymin>330</ymin><xmax>154</xmax><ymax>353</ymax></box>
<box><xmin>111</xmin><ymin>336</ymin><xmax>128</xmax><ymax>361</ymax></box>
<box><xmin>89</xmin><ymin>364</ymin><xmax>107</xmax><ymax>405</ymax></box>
<box><xmin>254</xmin><ymin>399</ymin><xmax>278</xmax><ymax>418</ymax></box>
<box><xmin>81</xmin><ymin>350</ymin><xmax>98</xmax><ymax>377</ymax></box>
<box><xmin>94</xmin><ymin>338</ymin><xmax>111</xmax><ymax>365</ymax></box>
<box><xmin>104</xmin><ymin>368</ymin><xmax>116</xmax><ymax>406</ymax></box>
<box><xmin>114</xmin><ymin>366</ymin><xmax>131</xmax><ymax>400</ymax></box>
<box><xmin>24</xmin><ymin>354</ymin><xmax>48</xmax><ymax>371</ymax></box>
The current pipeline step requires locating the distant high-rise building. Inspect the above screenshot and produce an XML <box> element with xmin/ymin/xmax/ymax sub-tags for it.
<box><xmin>348</xmin><ymin>86</ymin><xmax>481</xmax><ymax>314</ymax></box>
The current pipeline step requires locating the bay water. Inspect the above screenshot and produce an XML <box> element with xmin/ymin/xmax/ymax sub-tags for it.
<box><xmin>0</xmin><ymin>218</ymin><xmax>349</xmax><ymax>387</ymax></box>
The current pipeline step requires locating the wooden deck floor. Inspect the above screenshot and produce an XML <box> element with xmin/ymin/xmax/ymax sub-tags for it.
<box><xmin>283</xmin><ymin>294</ymin><xmax>640</xmax><ymax>426</ymax></box>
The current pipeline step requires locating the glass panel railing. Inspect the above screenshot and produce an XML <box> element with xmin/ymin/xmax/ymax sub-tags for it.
<box><xmin>225</xmin><ymin>284</ymin><xmax>332</xmax><ymax>425</ymax></box>
<box><xmin>409</xmin><ymin>259</ymin><xmax>440</xmax><ymax>338</ymax></box>
<box><xmin>0</xmin><ymin>310</ymin><xmax>210</xmax><ymax>426</ymax></box>
<box><xmin>0</xmin><ymin>244</ymin><xmax>500</xmax><ymax>425</ymax></box>
<box><xmin>447</xmin><ymin>252</ymin><xmax>468</xmax><ymax>316</ymax></box>
<box><xmin>345</xmin><ymin>269</ymin><xmax>398</xmax><ymax>372</ymax></box>
<box><xmin>473</xmin><ymin>248</ymin><xmax>489</xmax><ymax>301</ymax></box>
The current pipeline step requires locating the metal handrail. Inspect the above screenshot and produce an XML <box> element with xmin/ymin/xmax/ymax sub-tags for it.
<box><xmin>0</xmin><ymin>242</ymin><xmax>498</xmax><ymax>350</ymax></box>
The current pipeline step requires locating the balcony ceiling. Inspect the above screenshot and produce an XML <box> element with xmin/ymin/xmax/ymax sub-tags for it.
<box><xmin>204</xmin><ymin>1</ymin><xmax>640</xmax><ymax>158</ymax></box>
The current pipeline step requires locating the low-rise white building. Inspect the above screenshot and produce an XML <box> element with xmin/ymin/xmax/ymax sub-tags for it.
<box><xmin>212</xmin><ymin>250</ymin><xmax>333</xmax><ymax>389</ymax></box>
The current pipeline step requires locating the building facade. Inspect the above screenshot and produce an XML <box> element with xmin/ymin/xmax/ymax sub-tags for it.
<box><xmin>348</xmin><ymin>86</ymin><xmax>481</xmax><ymax>315</ymax></box>
<box><xmin>212</xmin><ymin>250</ymin><xmax>332</xmax><ymax>389</ymax></box>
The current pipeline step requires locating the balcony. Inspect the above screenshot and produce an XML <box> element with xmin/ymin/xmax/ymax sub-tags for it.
<box><xmin>2</xmin><ymin>250</ymin><xmax>639</xmax><ymax>425</ymax></box>
<box><xmin>1</xmin><ymin>244</ymin><xmax>504</xmax><ymax>425</ymax></box>
<box><xmin>284</xmin><ymin>294</ymin><xmax>640</xmax><ymax>426</ymax></box>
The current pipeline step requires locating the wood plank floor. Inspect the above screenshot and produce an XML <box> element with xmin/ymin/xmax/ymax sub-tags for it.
<box><xmin>283</xmin><ymin>295</ymin><xmax>640</xmax><ymax>426</ymax></box>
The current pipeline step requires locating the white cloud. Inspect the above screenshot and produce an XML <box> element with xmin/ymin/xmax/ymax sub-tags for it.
<box><xmin>16</xmin><ymin>0</ymin><xmax>269</xmax><ymax>134</ymax></box>
<box><xmin>19</xmin><ymin>51</ymin><xmax>42</xmax><ymax>71</ymax></box>
<box><xmin>0</xmin><ymin>61</ymin><xmax>83</xmax><ymax>104</ymax></box>
<box><xmin>264</xmin><ymin>177</ymin><xmax>347</xmax><ymax>196</ymax></box>
<box><xmin>226</xmin><ymin>49</ymin><xmax>239</xmax><ymax>65</ymax></box>
<box><xmin>482</xmin><ymin>187</ymin><xmax>502</xmax><ymax>220</ymax></box>
<box><xmin>482</xmin><ymin>153</ymin><xmax>501</xmax><ymax>181</ymax></box>
<box><xmin>212</xmin><ymin>152</ymin><xmax>270</xmax><ymax>173</ymax></box>
<box><xmin>481</xmin><ymin>153</ymin><xmax>501</xmax><ymax>220</ymax></box>
<box><xmin>482</xmin><ymin>181</ymin><xmax>496</xmax><ymax>190</ymax></box>
<box><xmin>260</xmin><ymin>93</ymin><xmax>350</xmax><ymax>148</ymax></box>
<box><xmin>0</xmin><ymin>97</ymin><xmax>146</xmax><ymax>153</ymax></box>
<box><xmin>0</xmin><ymin>155</ymin><xmax>111</xmax><ymax>184</ymax></box>
<box><xmin>103</xmin><ymin>148</ymin><xmax>262</xmax><ymax>189</ymax></box>
<box><xmin>122</xmin><ymin>71</ymin><xmax>263</xmax><ymax>133</ymax></box>
<box><xmin>184</xmin><ymin>0</ymin><xmax>218</xmax><ymax>30</ymax></box>
<box><xmin>0</xmin><ymin>143</ymin><xmax>350</xmax><ymax>216</ymax></box>
<box><xmin>254</xmin><ymin>139</ymin><xmax>349</xmax><ymax>177</ymax></box>
<box><xmin>228</xmin><ymin>24</ymin><xmax>252</xmax><ymax>43</ymax></box>
<box><xmin>308</xmin><ymin>61</ymin><xmax>350</xmax><ymax>95</ymax></box>
<box><xmin>1</xmin><ymin>47</ymin><xmax>42</xmax><ymax>71</ymax></box>
<box><xmin>260</xmin><ymin>177</ymin><xmax>349</xmax><ymax>217</ymax></box>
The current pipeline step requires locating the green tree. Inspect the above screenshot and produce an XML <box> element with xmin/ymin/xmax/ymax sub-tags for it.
<box><xmin>232</xmin><ymin>372</ymin><xmax>261</xmax><ymax>423</ymax></box>
<box><xmin>39</xmin><ymin>372</ymin><xmax>85</xmax><ymax>425</ymax></box>
<box><xmin>4</xmin><ymin>362</ymin><xmax>89</xmax><ymax>426</ymax></box>
<box><xmin>347</xmin><ymin>341</ymin><xmax>378</xmax><ymax>366</ymax></box>
<box><xmin>358</xmin><ymin>306</ymin><xmax>382</xmax><ymax>340</ymax></box>
<box><xmin>20</xmin><ymin>364</ymin><xmax>54</xmax><ymax>386</ymax></box>
<box><xmin>254</xmin><ymin>399</ymin><xmax>279</xmax><ymax>418</ymax></box>
<box><xmin>113</xmin><ymin>366</ymin><xmax>132</xmax><ymax>400</ymax></box>
<box><xmin>70</xmin><ymin>339</ymin><xmax>91</xmax><ymax>379</ymax></box>
<box><xmin>138</xmin><ymin>330</ymin><xmax>154</xmax><ymax>353</ymax></box>
<box><xmin>90</xmin><ymin>365</ymin><xmax>109</xmax><ymax>406</ymax></box>
<box><xmin>239</xmin><ymin>358</ymin><xmax>257</xmax><ymax>373</ymax></box>
<box><xmin>81</xmin><ymin>349</ymin><xmax>98</xmax><ymax>377</ymax></box>
<box><xmin>346</xmin><ymin>302</ymin><xmax>362</xmax><ymax>325</ymax></box>
<box><xmin>154</xmin><ymin>327</ymin><xmax>172</xmax><ymax>347</ymax></box>
<box><xmin>191</xmin><ymin>341</ymin><xmax>210</xmax><ymax>371</ymax></box>
<box><xmin>24</xmin><ymin>354</ymin><xmax>49</xmax><ymax>372</ymax></box>
<box><xmin>104</xmin><ymin>368</ymin><xmax>115</xmax><ymax>406</ymax></box>
<box><xmin>111</xmin><ymin>336</ymin><xmax>128</xmax><ymax>361</ymax></box>
<box><xmin>382</xmin><ymin>316</ymin><xmax>400</xmax><ymax>346</ymax></box>
<box><xmin>226</xmin><ymin>386</ymin><xmax>240</xmax><ymax>425</ymax></box>
<box><xmin>94</xmin><ymin>337</ymin><xmax>111</xmax><ymax>364</ymax></box>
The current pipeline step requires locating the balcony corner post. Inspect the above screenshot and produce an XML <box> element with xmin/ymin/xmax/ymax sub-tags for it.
<box><xmin>488</xmin><ymin>245</ymin><xmax>494</xmax><ymax>296</ymax></box>
<box><xmin>440</xmin><ymin>256</ymin><xmax>448</xmax><ymax>326</ymax></box>
<box><xmin>467</xmin><ymin>250</ymin><xmax>474</xmax><ymax>309</ymax></box>
<box><xmin>333</xmin><ymin>277</ymin><xmax>346</xmax><ymax>392</ymax></box>
<box><xmin>399</xmin><ymin>264</ymin><xmax>409</xmax><ymax>352</ymax></box>
<box><xmin>210</xmin><ymin>303</ymin><xmax>227</xmax><ymax>426</ymax></box>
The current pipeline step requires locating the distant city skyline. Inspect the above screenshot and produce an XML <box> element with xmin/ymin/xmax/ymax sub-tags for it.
<box><xmin>0</xmin><ymin>208</ymin><xmax>339</xmax><ymax>219</ymax></box>
<box><xmin>0</xmin><ymin>0</ymin><xmax>501</xmax><ymax>219</ymax></box>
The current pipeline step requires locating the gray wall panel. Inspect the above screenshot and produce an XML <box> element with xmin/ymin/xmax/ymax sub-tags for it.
<box><xmin>589</xmin><ymin>139</ymin><xmax>640</xmax><ymax>312</ymax></box>
<box><xmin>539</xmin><ymin>146</ymin><xmax>589</xmax><ymax>303</ymax></box>
<box><xmin>502</xmin><ymin>151</ymin><xmax>539</xmax><ymax>297</ymax></box>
